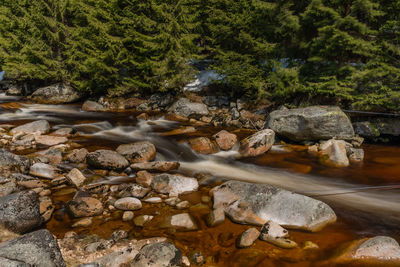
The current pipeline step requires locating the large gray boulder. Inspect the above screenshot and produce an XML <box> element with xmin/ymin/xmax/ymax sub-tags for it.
<box><xmin>133</xmin><ymin>242</ymin><xmax>182</xmax><ymax>267</ymax></box>
<box><xmin>0</xmin><ymin>149</ymin><xmax>30</xmax><ymax>178</ymax></box>
<box><xmin>30</xmin><ymin>83</ymin><xmax>80</xmax><ymax>104</ymax></box>
<box><xmin>266</xmin><ymin>106</ymin><xmax>354</xmax><ymax>141</ymax></box>
<box><xmin>0</xmin><ymin>190</ymin><xmax>42</xmax><ymax>234</ymax></box>
<box><xmin>211</xmin><ymin>181</ymin><xmax>336</xmax><ymax>232</ymax></box>
<box><xmin>86</xmin><ymin>150</ymin><xmax>129</xmax><ymax>170</ymax></box>
<box><xmin>0</xmin><ymin>229</ymin><xmax>66</xmax><ymax>267</ymax></box>
<box><xmin>10</xmin><ymin>120</ymin><xmax>50</xmax><ymax>135</ymax></box>
<box><xmin>168</xmin><ymin>98</ymin><xmax>209</xmax><ymax>118</ymax></box>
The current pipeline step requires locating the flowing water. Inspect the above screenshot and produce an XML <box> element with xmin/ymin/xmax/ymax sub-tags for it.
<box><xmin>1</xmin><ymin>94</ymin><xmax>400</xmax><ymax>266</ymax></box>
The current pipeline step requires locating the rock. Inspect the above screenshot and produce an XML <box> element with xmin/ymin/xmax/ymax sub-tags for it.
<box><xmin>30</xmin><ymin>83</ymin><xmax>80</xmax><ymax>104</ymax></box>
<box><xmin>188</xmin><ymin>137</ymin><xmax>218</xmax><ymax>154</ymax></box>
<box><xmin>134</xmin><ymin>215</ymin><xmax>154</xmax><ymax>227</ymax></box>
<box><xmin>266</xmin><ymin>106</ymin><xmax>354</xmax><ymax>141</ymax></box>
<box><xmin>136</xmin><ymin>171</ymin><xmax>153</xmax><ymax>187</ymax></box>
<box><xmin>334</xmin><ymin>236</ymin><xmax>400</xmax><ymax>264</ymax></box>
<box><xmin>168</xmin><ymin>98</ymin><xmax>209</xmax><ymax>119</ymax></box>
<box><xmin>10</xmin><ymin>120</ymin><xmax>50</xmax><ymax>135</ymax></box>
<box><xmin>151</xmin><ymin>174</ymin><xmax>199</xmax><ymax>195</ymax></box>
<box><xmin>86</xmin><ymin>150</ymin><xmax>129</xmax><ymax>170</ymax></box>
<box><xmin>114</xmin><ymin>197</ymin><xmax>142</xmax><ymax>211</ymax></box>
<box><xmin>122</xmin><ymin>211</ymin><xmax>134</xmax><ymax>221</ymax></box>
<box><xmin>110</xmin><ymin>230</ymin><xmax>129</xmax><ymax>242</ymax></box>
<box><xmin>189</xmin><ymin>252</ymin><xmax>205</xmax><ymax>265</ymax></box>
<box><xmin>66</xmin><ymin>148</ymin><xmax>88</xmax><ymax>163</ymax></box>
<box><xmin>259</xmin><ymin>221</ymin><xmax>297</xmax><ymax>249</ymax></box>
<box><xmin>348</xmin><ymin>148</ymin><xmax>365</xmax><ymax>163</ymax></box>
<box><xmin>66</xmin><ymin>168</ymin><xmax>87</xmax><ymax>187</ymax></box>
<box><xmin>0</xmin><ymin>177</ymin><xmax>18</xmax><ymax>197</ymax></box>
<box><xmin>136</xmin><ymin>113</ymin><xmax>149</xmax><ymax>120</ymax></box>
<box><xmin>51</xmin><ymin>127</ymin><xmax>75</xmax><ymax>137</ymax></box>
<box><xmin>67</xmin><ymin>197</ymin><xmax>104</xmax><ymax>218</ymax></box>
<box><xmin>237</xmin><ymin>228</ymin><xmax>260</xmax><ymax>248</ymax></box>
<box><xmin>133</xmin><ymin>242</ymin><xmax>182</xmax><ymax>267</ymax></box>
<box><xmin>211</xmin><ymin>181</ymin><xmax>336</xmax><ymax>232</ymax></box>
<box><xmin>116</xmin><ymin>141</ymin><xmax>156</xmax><ymax>163</ymax></box>
<box><xmin>129</xmin><ymin>184</ymin><xmax>151</xmax><ymax>199</ymax></box>
<box><xmin>0</xmin><ymin>149</ymin><xmax>30</xmax><ymax>177</ymax></box>
<box><xmin>0</xmin><ymin>190</ymin><xmax>42</xmax><ymax>234</ymax></box>
<box><xmin>176</xmin><ymin>200</ymin><xmax>190</xmax><ymax>209</ymax></box>
<box><xmin>35</xmin><ymin>135</ymin><xmax>68</xmax><ymax>147</ymax></box>
<box><xmin>0</xmin><ymin>229</ymin><xmax>65</xmax><ymax>267</ymax></box>
<box><xmin>29</xmin><ymin>163</ymin><xmax>61</xmax><ymax>179</ymax></box>
<box><xmin>11</xmin><ymin>173</ymin><xmax>47</xmax><ymax>189</ymax></box>
<box><xmin>239</xmin><ymin>129</ymin><xmax>275</xmax><ymax>157</ymax></box>
<box><xmin>302</xmin><ymin>241</ymin><xmax>319</xmax><ymax>250</ymax></box>
<box><xmin>82</xmin><ymin>100</ymin><xmax>107</xmax><ymax>112</ymax></box>
<box><xmin>161</xmin><ymin>213</ymin><xmax>198</xmax><ymax>231</ymax></box>
<box><xmin>72</xmin><ymin>217</ymin><xmax>93</xmax><ymax>228</ymax></box>
<box><xmin>353</xmin><ymin>121</ymin><xmax>380</xmax><ymax>138</ymax></box>
<box><xmin>6</xmin><ymin>85</ymin><xmax>23</xmax><ymax>96</ymax></box>
<box><xmin>0</xmin><ymin>257</ymin><xmax>30</xmax><ymax>266</ymax></box>
<box><xmin>213</xmin><ymin>130</ymin><xmax>238</xmax><ymax>151</ymax></box>
<box><xmin>36</xmin><ymin>146</ymin><xmax>63</xmax><ymax>164</ymax></box>
<box><xmin>206</xmin><ymin>207</ymin><xmax>225</xmax><ymax>227</ymax></box>
<box><xmin>131</xmin><ymin>161</ymin><xmax>180</xmax><ymax>172</ymax></box>
<box><xmin>319</xmin><ymin>139</ymin><xmax>349</xmax><ymax>167</ymax></box>
<box><xmin>144</xmin><ymin>197</ymin><xmax>162</xmax><ymax>203</ymax></box>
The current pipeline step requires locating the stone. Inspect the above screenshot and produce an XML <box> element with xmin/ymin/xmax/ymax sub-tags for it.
<box><xmin>134</xmin><ymin>215</ymin><xmax>154</xmax><ymax>227</ymax></box>
<box><xmin>176</xmin><ymin>200</ymin><xmax>190</xmax><ymax>209</ymax></box>
<box><xmin>239</xmin><ymin>129</ymin><xmax>275</xmax><ymax>157</ymax></box>
<box><xmin>0</xmin><ymin>229</ymin><xmax>65</xmax><ymax>267</ymax></box>
<box><xmin>6</xmin><ymin>85</ymin><xmax>23</xmax><ymax>96</ymax></box>
<box><xmin>66</xmin><ymin>148</ymin><xmax>89</xmax><ymax>163</ymax></box>
<box><xmin>131</xmin><ymin>161</ymin><xmax>180</xmax><ymax>172</ymax></box>
<box><xmin>136</xmin><ymin>171</ymin><xmax>153</xmax><ymax>187</ymax></box>
<box><xmin>161</xmin><ymin>213</ymin><xmax>198</xmax><ymax>231</ymax></box>
<box><xmin>189</xmin><ymin>252</ymin><xmax>205</xmax><ymax>265</ymax></box>
<box><xmin>122</xmin><ymin>211</ymin><xmax>134</xmax><ymax>221</ymax></box>
<box><xmin>10</xmin><ymin>120</ymin><xmax>50</xmax><ymax>135</ymax></box>
<box><xmin>82</xmin><ymin>100</ymin><xmax>107</xmax><ymax>112</ymax></box>
<box><xmin>133</xmin><ymin>242</ymin><xmax>182</xmax><ymax>267</ymax></box>
<box><xmin>188</xmin><ymin>137</ymin><xmax>218</xmax><ymax>154</ymax></box>
<box><xmin>11</xmin><ymin>173</ymin><xmax>47</xmax><ymax>189</ymax></box>
<box><xmin>151</xmin><ymin>174</ymin><xmax>199</xmax><ymax>195</ymax></box>
<box><xmin>319</xmin><ymin>139</ymin><xmax>349</xmax><ymax>167</ymax></box>
<box><xmin>0</xmin><ymin>177</ymin><xmax>18</xmax><ymax>197</ymax></box>
<box><xmin>259</xmin><ymin>221</ymin><xmax>297</xmax><ymax>249</ymax></box>
<box><xmin>266</xmin><ymin>106</ymin><xmax>354</xmax><ymax>142</ymax></box>
<box><xmin>0</xmin><ymin>190</ymin><xmax>42</xmax><ymax>234</ymax></box>
<box><xmin>110</xmin><ymin>230</ymin><xmax>129</xmax><ymax>242</ymax></box>
<box><xmin>129</xmin><ymin>184</ymin><xmax>151</xmax><ymax>199</ymax></box>
<box><xmin>353</xmin><ymin>121</ymin><xmax>381</xmax><ymax>138</ymax></box>
<box><xmin>144</xmin><ymin>197</ymin><xmax>162</xmax><ymax>204</ymax></box>
<box><xmin>213</xmin><ymin>130</ymin><xmax>238</xmax><ymax>151</ymax></box>
<box><xmin>237</xmin><ymin>228</ymin><xmax>260</xmax><ymax>248</ymax></box>
<box><xmin>51</xmin><ymin>127</ymin><xmax>75</xmax><ymax>137</ymax></box>
<box><xmin>206</xmin><ymin>207</ymin><xmax>225</xmax><ymax>227</ymax></box>
<box><xmin>35</xmin><ymin>135</ymin><xmax>68</xmax><ymax>147</ymax></box>
<box><xmin>29</xmin><ymin>163</ymin><xmax>61</xmax><ymax>179</ymax></box>
<box><xmin>0</xmin><ymin>149</ymin><xmax>30</xmax><ymax>177</ymax></box>
<box><xmin>67</xmin><ymin>197</ymin><xmax>104</xmax><ymax>218</ymax></box>
<box><xmin>168</xmin><ymin>98</ymin><xmax>209</xmax><ymax>119</ymax></box>
<box><xmin>114</xmin><ymin>197</ymin><xmax>142</xmax><ymax>211</ymax></box>
<box><xmin>30</xmin><ymin>83</ymin><xmax>80</xmax><ymax>104</ymax></box>
<box><xmin>66</xmin><ymin>168</ymin><xmax>87</xmax><ymax>187</ymax></box>
<box><xmin>36</xmin><ymin>146</ymin><xmax>63</xmax><ymax>164</ymax></box>
<box><xmin>136</xmin><ymin>113</ymin><xmax>149</xmax><ymax>120</ymax></box>
<box><xmin>72</xmin><ymin>217</ymin><xmax>93</xmax><ymax>228</ymax></box>
<box><xmin>116</xmin><ymin>141</ymin><xmax>156</xmax><ymax>163</ymax></box>
<box><xmin>86</xmin><ymin>150</ymin><xmax>129</xmax><ymax>170</ymax></box>
<box><xmin>211</xmin><ymin>181</ymin><xmax>336</xmax><ymax>232</ymax></box>
<box><xmin>349</xmin><ymin>148</ymin><xmax>365</xmax><ymax>163</ymax></box>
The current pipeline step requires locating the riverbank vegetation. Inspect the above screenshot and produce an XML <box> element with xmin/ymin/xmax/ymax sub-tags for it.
<box><xmin>0</xmin><ymin>0</ymin><xmax>399</xmax><ymax>111</ymax></box>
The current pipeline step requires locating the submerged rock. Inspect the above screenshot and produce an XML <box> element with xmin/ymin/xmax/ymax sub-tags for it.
<box><xmin>0</xmin><ymin>149</ymin><xmax>30</xmax><ymax>177</ymax></box>
<box><xmin>0</xmin><ymin>229</ymin><xmax>65</xmax><ymax>267</ymax></box>
<box><xmin>161</xmin><ymin>213</ymin><xmax>198</xmax><ymax>230</ymax></box>
<box><xmin>266</xmin><ymin>106</ymin><xmax>354</xmax><ymax>141</ymax></box>
<box><xmin>211</xmin><ymin>181</ymin><xmax>336</xmax><ymax>232</ymax></box>
<box><xmin>237</xmin><ymin>228</ymin><xmax>260</xmax><ymax>248</ymax></box>
<box><xmin>130</xmin><ymin>161</ymin><xmax>180</xmax><ymax>172</ymax></box>
<box><xmin>86</xmin><ymin>150</ymin><xmax>129</xmax><ymax>170</ymax></box>
<box><xmin>30</xmin><ymin>83</ymin><xmax>80</xmax><ymax>104</ymax></box>
<box><xmin>10</xmin><ymin>120</ymin><xmax>50</xmax><ymax>135</ymax></box>
<box><xmin>67</xmin><ymin>197</ymin><xmax>104</xmax><ymax>218</ymax></box>
<box><xmin>133</xmin><ymin>242</ymin><xmax>182</xmax><ymax>267</ymax></box>
<box><xmin>0</xmin><ymin>190</ymin><xmax>42</xmax><ymax>234</ymax></box>
<box><xmin>116</xmin><ymin>141</ymin><xmax>156</xmax><ymax>163</ymax></box>
<box><xmin>239</xmin><ymin>129</ymin><xmax>275</xmax><ymax>157</ymax></box>
<box><xmin>151</xmin><ymin>174</ymin><xmax>199</xmax><ymax>195</ymax></box>
<box><xmin>168</xmin><ymin>98</ymin><xmax>209</xmax><ymax>119</ymax></box>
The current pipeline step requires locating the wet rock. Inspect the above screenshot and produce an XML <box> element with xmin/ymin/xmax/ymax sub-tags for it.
<box><xmin>206</xmin><ymin>207</ymin><xmax>225</xmax><ymax>227</ymax></box>
<box><xmin>168</xmin><ymin>98</ymin><xmax>209</xmax><ymax>119</ymax></box>
<box><xmin>122</xmin><ymin>211</ymin><xmax>134</xmax><ymax>221</ymax></box>
<box><xmin>161</xmin><ymin>213</ymin><xmax>198</xmax><ymax>231</ymax></box>
<box><xmin>136</xmin><ymin>171</ymin><xmax>153</xmax><ymax>187</ymax></box>
<box><xmin>29</xmin><ymin>163</ymin><xmax>61</xmax><ymax>179</ymax></box>
<box><xmin>66</xmin><ymin>148</ymin><xmax>88</xmax><ymax>163</ymax></box>
<box><xmin>10</xmin><ymin>120</ymin><xmax>50</xmax><ymax>135</ymax></box>
<box><xmin>134</xmin><ymin>215</ymin><xmax>154</xmax><ymax>227</ymax></box>
<box><xmin>239</xmin><ymin>129</ymin><xmax>275</xmax><ymax>157</ymax></box>
<box><xmin>165</xmin><ymin>197</ymin><xmax>180</xmax><ymax>206</ymax></box>
<box><xmin>11</xmin><ymin>173</ymin><xmax>47</xmax><ymax>189</ymax></box>
<box><xmin>35</xmin><ymin>135</ymin><xmax>68</xmax><ymax>147</ymax></box>
<box><xmin>116</xmin><ymin>141</ymin><xmax>156</xmax><ymax>164</ymax></box>
<box><xmin>159</xmin><ymin>126</ymin><xmax>196</xmax><ymax>136</ymax></box>
<box><xmin>129</xmin><ymin>184</ymin><xmax>151</xmax><ymax>199</ymax></box>
<box><xmin>348</xmin><ymin>148</ymin><xmax>365</xmax><ymax>163</ymax></box>
<box><xmin>30</xmin><ymin>83</ymin><xmax>80</xmax><ymax>104</ymax></box>
<box><xmin>131</xmin><ymin>161</ymin><xmax>180</xmax><ymax>172</ymax></box>
<box><xmin>133</xmin><ymin>242</ymin><xmax>182</xmax><ymax>267</ymax></box>
<box><xmin>36</xmin><ymin>146</ymin><xmax>64</xmax><ymax>164</ymax></box>
<box><xmin>319</xmin><ymin>139</ymin><xmax>349</xmax><ymax>167</ymax></box>
<box><xmin>0</xmin><ymin>149</ymin><xmax>30</xmax><ymax>177</ymax></box>
<box><xmin>151</xmin><ymin>174</ymin><xmax>199</xmax><ymax>195</ymax></box>
<box><xmin>188</xmin><ymin>137</ymin><xmax>218</xmax><ymax>154</ymax></box>
<box><xmin>114</xmin><ymin>197</ymin><xmax>142</xmax><ymax>211</ymax></box>
<box><xmin>0</xmin><ymin>229</ymin><xmax>65</xmax><ymax>267</ymax></box>
<box><xmin>82</xmin><ymin>100</ymin><xmax>107</xmax><ymax>112</ymax></box>
<box><xmin>266</xmin><ymin>106</ymin><xmax>354</xmax><ymax>141</ymax></box>
<box><xmin>0</xmin><ymin>177</ymin><xmax>18</xmax><ymax>197</ymax></box>
<box><xmin>110</xmin><ymin>230</ymin><xmax>129</xmax><ymax>242</ymax></box>
<box><xmin>144</xmin><ymin>197</ymin><xmax>162</xmax><ymax>203</ymax></box>
<box><xmin>237</xmin><ymin>228</ymin><xmax>260</xmax><ymax>248</ymax></box>
<box><xmin>259</xmin><ymin>221</ymin><xmax>297</xmax><ymax>249</ymax></box>
<box><xmin>302</xmin><ymin>241</ymin><xmax>319</xmax><ymax>250</ymax></box>
<box><xmin>176</xmin><ymin>200</ymin><xmax>190</xmax><ymax>209</ymax></box>
<box><xmin>189</xmin><ymin>251</ymin><xmax>205</xmax><ymax>265</ymax></box>
<box><xmin>213</xmin><ymin>130</ymin><xmax>238</xmax><ymax>151</ymax></box>
<box><xmin>0</xmin><ymin>190</ymin><xmax>42</xmax><ymax>234</ymax></box>
<box><xmin>86</xmin><ymin>150</ymin><xmax>129</xmax><ymax>170</ymax></box>
<box><xmin>66</xmin><ymin>168</ymin><xmax>87</xmax><ymax>188</ymax></box>
<box><xmin>51</xmin><ymin>127</ymin><xmax>75</xmax><ymax>137</ymax></box>
<box><xmin>211</xmin><ymin>181</ymin><xmax>336</xmax><ymax>232</ymax></box>
<box><xmin>136</xmin><ymin>113</ymin><xmax>149</xmax><ymax>121</ymax></box>
<box><xmin>67</xmin><ymin>197</ymin><xmax>104</xmax><ymax>218</ymax></box>
<box><xmin>72</xmin><ymin>217</ymin><xmax>93</xmax><ymax>228</ymax></box>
